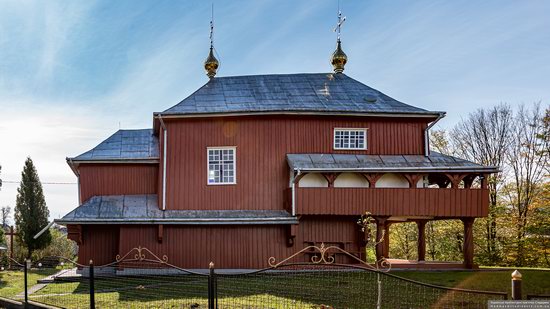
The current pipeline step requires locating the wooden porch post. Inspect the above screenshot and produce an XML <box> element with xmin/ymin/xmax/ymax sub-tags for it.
<box><xmin>416</xmin><ymin>220</ymin><xmax>427</xmax><ymax>262</ymax></box>
<box><xmin>462</xmin><ymin>218</ymin><xmax>475</xmax><ymax>269</ymax></box>
<box><xmin>383</xmin><ymin>222</ymin><xmax>391</xmax><ymax>258</ymax></box>
<box><xmin>375</xmin><ymin>217</ymin><xmax>388</xmax><ymax>261</ymax></box>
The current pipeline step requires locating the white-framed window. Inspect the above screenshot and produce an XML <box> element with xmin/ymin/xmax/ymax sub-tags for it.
<box><xmin>207</xmin><ymin>147</ymin><xmax>236</xmax><ymax>185</ymax></box>
<box><xmin>333</xmin><ymin>128</ymin><xmax>367</xmax><ymax>150</ymax></box>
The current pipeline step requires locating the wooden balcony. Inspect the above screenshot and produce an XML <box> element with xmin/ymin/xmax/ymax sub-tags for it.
<box><xmin>294</xmin><ymin>187</ymin><xmax>489</xmax><ymax>218</ymax></box>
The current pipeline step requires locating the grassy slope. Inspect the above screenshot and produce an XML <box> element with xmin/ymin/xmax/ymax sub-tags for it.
<box><xmin>0</xmin><ymin>269</ymin><xmax>58</xmax><ymax>298</ymax></box>
<box><xmin>1</xmin><ymin>269</ymin><xmax>549</xmax><ymax>308</ymax></box>
<box><xmin>393</xmin><ymin>269</ymin><xmax>550</xmax><ymax>297</ymax></box>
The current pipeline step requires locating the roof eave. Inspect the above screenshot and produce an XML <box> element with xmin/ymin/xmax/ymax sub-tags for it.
<box><xmin>54</xmin><ymin>217</ymin><xmax>299</xmax><ymax>225</ymax></box>
<box><xmin>67</xmin><ymin>158</ymin><xmax>160</xmax><ymax>164</ymax></box>
<box><xmin>154</xmin><ymin>110</ymin><xmax>444</xmax><ymax>119</ymax></box>
<box><xmin>290</xmin><ymin>166</ymin><xmax>500</xmax><ymax>173</ymax></box>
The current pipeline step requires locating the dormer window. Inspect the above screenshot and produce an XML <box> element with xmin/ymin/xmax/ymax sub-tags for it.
<box><xmin>207</xmin><ymin>147</ymin><xmax>236</xmax><ymax>185</ymax></box>
<box><xmin>333</xmin><ymin>128</ymin><xmax>367</xmax><ymax>150</ymax></box>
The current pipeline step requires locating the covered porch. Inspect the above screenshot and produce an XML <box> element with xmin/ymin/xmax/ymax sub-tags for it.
<box><xmin>286</xmin><ymin>152</ymin><xmax>499</xmax><ymax>269</ymax></box>
<box><xmin>372</xmin><ymin>216</ymin><xmax>477</xmax><ymax>269</ymax></box>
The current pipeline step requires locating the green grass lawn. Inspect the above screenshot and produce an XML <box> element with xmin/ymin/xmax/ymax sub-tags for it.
<box><xmin>0</xmin><ymin>268</ymin><xmax>58</xmax><ymax>298</ymax></box>
<box><xmin>0</xmin><ymin>268</ymin><xmax>548</xmax><ymax>308</ymax></box>
<box><xmin>394</xmin><ymin>269</ymin><xmax>550</xmax><ymax>298</ymax></box>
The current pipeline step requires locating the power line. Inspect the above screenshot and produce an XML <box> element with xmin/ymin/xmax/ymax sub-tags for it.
<box><xmin>1</xmin><ymin>180</ymin><xmax>76</xmax><ymax>185</ymax></box>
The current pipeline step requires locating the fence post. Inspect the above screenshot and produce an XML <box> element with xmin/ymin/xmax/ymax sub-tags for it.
<box><xmin>511</xmin><ymin>270</ymin><xmax>522</xmax><ymax>300</ymax></box>
<box><xmin>208</xmin><ymin>262</ymin><xmax>217</xmax><ymax>309</ymax></box>
<box><xmin>24</xmin><ymin>259</ymin><xmax>30</xmax><ymax>304</ymax></box>
<box><xmin>89</xmin><ymin>259</ymin><xmax>95</xmax><ymax>309</ymax></box>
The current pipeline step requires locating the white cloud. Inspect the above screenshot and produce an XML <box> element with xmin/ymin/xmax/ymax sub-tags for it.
<box><xmin>0</xmin><ymin>97</ymin><xmax>119</xmax><ymax>220</ymax></box>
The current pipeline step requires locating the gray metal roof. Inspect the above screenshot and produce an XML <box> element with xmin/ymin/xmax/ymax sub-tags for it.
<box><xmin>55</xmin><ymin>195</ymin><xmax>298</xmax><ymax>225</ymax></box>
<box><xmin>286</xmin><ymin>152</ymin><xmax>499</xmax><ymax>173</ymax></box>
<box><xmin>159</xmin><ymin>73</ymin><xmax>442</xmax><ymax>117</ymax></box>
<box><xmin>70</xmin><ymin>129</ymin><xmax>159</xmax><ymax>162</ymax></box>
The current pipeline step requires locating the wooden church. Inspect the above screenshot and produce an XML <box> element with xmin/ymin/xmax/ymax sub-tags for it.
<box><xmin>56</xmin><ymin>15</ymin><xmax>497</xmax><ymax>269</ymax></box>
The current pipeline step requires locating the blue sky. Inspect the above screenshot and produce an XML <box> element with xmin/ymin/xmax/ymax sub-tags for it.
<box><xmin>0</xmin><ymin>0</ymin><xmax>549</xmax><ymax>220</ymax></box>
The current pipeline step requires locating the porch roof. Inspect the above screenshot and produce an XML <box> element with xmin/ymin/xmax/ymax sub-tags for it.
<box><xmin>286</xmin><ymin>152</ymin><xmax>499</xmax><ymax>173</ymax></box>
<box><xmin>55</xmin><ymin>195</ymin><xmax>298</xmax><ymax>225</ymax></box>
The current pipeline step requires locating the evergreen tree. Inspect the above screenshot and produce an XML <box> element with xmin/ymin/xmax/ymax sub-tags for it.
<box><xmin>14</xmin><ymin>157</ymin><xmax>51</xmax><ymax>258</ymax></box>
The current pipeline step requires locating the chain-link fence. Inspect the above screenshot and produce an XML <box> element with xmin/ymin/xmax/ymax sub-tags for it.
<box><xmin>0</xmin><ymin>250</ymin><xmax>515</xmax><ymax>309</ymax></box>
<box><xmin>216</xmin><ymin>264</ymin><xmax>507</xmax><ymax>309</ymax></box>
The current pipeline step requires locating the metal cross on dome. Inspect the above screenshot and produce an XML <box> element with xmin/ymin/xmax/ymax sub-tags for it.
<box><xmin>333</xmin><ymin>9</ymin><xmax>346</xmax><ymax>42</ymax></box>
<box><xmin>209</xmin><ymin>4</ymin><xmax>214</xmax><ymax>48</ymax></box>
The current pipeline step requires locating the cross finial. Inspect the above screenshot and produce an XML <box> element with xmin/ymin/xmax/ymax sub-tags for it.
<box><xmin>204</xmin><ymin>3</ymin><xmax>219</xmax><ymax>79</ymax></box>
<box><xmin>333</xmin><ymin>5</ymin><xmax>346</xmax><ymax>42</ymax></box>
<box><xmin>209</xmin><ymin>3</ymin><xmax>214</xmax><ymax>49</ymax></box>
<box><xmin>330</xmin><ymin>1</ymin><xmax>348</xmax><ymax>73</ymax></box>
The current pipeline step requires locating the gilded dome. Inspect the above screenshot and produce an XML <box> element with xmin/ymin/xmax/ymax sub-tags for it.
<box><xmin>331</xmin><ymin>40</ymin><xmax>347</xmax><ymax>74</ymax></box>
<box><xmin>204</xmin><ymin>47</ymin><xmax>219</xmax><ymax>79</ymax></box>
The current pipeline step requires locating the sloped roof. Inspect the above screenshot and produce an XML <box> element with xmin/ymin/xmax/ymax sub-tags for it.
<box><xmin>70</xmin><ymin>129</ymin><xmax>158</xmax><ymax>162</ymax></box>
<box><xmin>158</xmin><ymin>73</ymin><xmax>442</xmax><ymax>117</ymax></box>
<box><xmin>55</xmin><ymin>195</ymin><xmax>298</xmax><ymax>225</ymax></box>
<box><xmin>286</xmin><ymin>152</ymin><xmax>499</xmax><ymax>173</ymax></box>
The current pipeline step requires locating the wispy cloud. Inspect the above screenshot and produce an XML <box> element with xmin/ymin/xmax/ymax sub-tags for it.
<box><xmin>0</xmin><ymin>0</ymin><xmax>549</xmax><ymax>221</ymax></box>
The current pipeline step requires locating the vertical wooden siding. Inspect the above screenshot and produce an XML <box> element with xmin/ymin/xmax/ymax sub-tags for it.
<box><xmin>115</xmin><ymin>216</ymin><xmax>362</xmax><ymax>269</ymax></box>
<box><xmin>79</xmin><ymin>164</ymin><xmax>158</xmax><ymax>203</ymax></box>
<box><xmin>164</xmin><ymin>115</ymin><xmax>429</xmax><ymax>211</ymax></box>
<box><xmin>77</xmin><ymin>225</ymin><xmax>120</xmax><ymax>265</ymax></box>
<box><xmin>296</xmin><ymin>188</ymin><xmax>489</xmax><ymax>217</ymax></box>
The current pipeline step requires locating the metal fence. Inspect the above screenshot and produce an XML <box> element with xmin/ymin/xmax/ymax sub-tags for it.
<box><xmin>0</xmin><ymin>245</ymin><xmax>517</xmax><ymax>309</ymax></box>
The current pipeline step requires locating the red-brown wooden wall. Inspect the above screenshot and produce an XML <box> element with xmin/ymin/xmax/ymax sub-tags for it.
<box><xmin>78</xmin><ymin>216</ymin><xmax>362</xmax><ymax>268</ymax></box>
<box><xmin>79</xmin><ymin>164</ymin><xmax>158</xmax><ymax>203</ymax></box>
<box><xmin>162</xmin><ymin>115</ymin><xmax>430</xmax><ymax>210</ymax></box>
<box><xmin>296</xmin><ymin>188</ymin><xmax>489</xmax><ymax>217</ymax></box>
<box><xmin>76</xmin><ymin>225</ymin><xmax>120</xmax><ymax>265</ymax></box>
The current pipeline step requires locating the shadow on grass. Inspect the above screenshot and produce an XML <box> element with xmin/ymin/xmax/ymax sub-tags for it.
<box><xmin>28</xmin><ymin>265</ymin><xmax>508</xmax><ymax>309</ymax></box>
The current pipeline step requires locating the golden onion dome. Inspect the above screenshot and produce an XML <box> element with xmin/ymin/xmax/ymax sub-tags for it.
<box><xmin>204</xmin><ymin>47</ymin><xmax>219</xmax><ymax>79</ymax></box>
<box><xmin>331</xmin><ymin>39</ymin><xmax>347</xmax><ymax>74</ymax></box>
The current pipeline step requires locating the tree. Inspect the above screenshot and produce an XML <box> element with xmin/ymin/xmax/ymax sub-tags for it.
<box><xmin>429</xmin><ymin>129</ymin><xmax>454</xmax><ymax>155</ymax></box>
<box><xmin>1</xmin><ymin>206</ymin><xmax>11</xmax><ymax>228</ymax></box>
<box><xmin>14</xmin><ymin>157</ymin><xmax>51</xmax><ymax>258</ymax></box>
<box><xmin>505</xmin><ymin>103</ymin><xmax>549</xmax><ymax>266</ymax></box>
<box><xmin>449</xmin><ymin>104</ymin><xmax>512</xmax><ymax>264</ymax></box>
<box><xmin>451</xmin><ymin>104</ymin><xmax>513</xmax><ymax>264</ymax></box>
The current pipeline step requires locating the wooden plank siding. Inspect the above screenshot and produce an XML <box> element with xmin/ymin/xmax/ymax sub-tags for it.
<box><xmin>76</xmin><ymin>225</ymin><xmax>120</xmax><ymax>265</ymax></box>
<box><xmin>295</xmin><ymin>188</ymin><xmax>489</xmax><ymax>217</ymax></box>
<box><xmin>112</xmin><ymin>216</ymin><xmax>363</xmax><ymax>269</ymax></box>
<box><xmin>79</xmin><ymin>164</ymin><xmax>158</xmax><ymax>203</ymax></box>
<box><xmin>163</xmin><ymin>115</ymin><xmax>429</xmax><ymax>210</ymax></box>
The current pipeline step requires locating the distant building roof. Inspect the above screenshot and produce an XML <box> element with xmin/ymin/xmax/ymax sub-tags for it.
<box><xmin>69</xmin><ymin>129</ymin><xmax>159</xmax><ymax>162</ymax></box>
<box><xmin>55</xmin><ymin>195</ymin><xmax>298</xmax><ymax>225</ymax></box>
<box><xmin>286</xmin><ymin>152</ymin><xmax>499</xmax><ymax>173</ymax></box>
<box><xmin>158</xmin><ymin>73</ymin><xmax>442</xmax><ymax>117</ymax></box>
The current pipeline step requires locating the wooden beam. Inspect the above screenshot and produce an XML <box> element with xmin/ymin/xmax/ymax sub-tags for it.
<box><xmin>375</xmin><ymin>217</ymin><xmax>389</xmax><ymax>261</ymax></box>
<box><xmin>462</xmin><ymin>218</ymin><xmax>475</xmax><ymax>269</ymax></box>
<box><xmin>481</xmin><ymin>173</ymin><xmax>489</xmax><ymax>189</ymax></box>
<box><xmin>416</xmin><ymin>220</ymin><xmax>427</xmax><ymax>262</ymax></box>
<box><xmin>402</xmin><ymin>173</ymin><xmax>423</xmax><ymax>188</ymax></box>
<box><xmin>67</xmin><ymin>224</ymin><xmax>82</xmax><ymax>245</ymax></box>
<box><xmin>294</xmin><ymin>172</ymin><xmax>308</xmax><ymax>188</ymax></box>
<box><xmin>383</xmin><ymin>222</ymin><xmax>391</xmax><ymax>258</ymax></box>
<box><xmin>444</xmin><ymin>173</ymin><xmax>467</xmax><ymax>189</ymax></box>
<box><xmin>362</xmin><ymin>173</ymin><xmax>383</xmax><ymax>188</ymax></box>
<box><xmin>287</xmin><ymin>224</ymin><xmax>298</xmax><ymax>247</ymax></box>
<box><xmin>157</xmin><ymin>224</ymin><xmax>164</xmax><ymax>243</ymax></box>
<box><xmin>322</xmin><ymin>173</ymin><xmax>340</xmax><ymax>187</ymax></box>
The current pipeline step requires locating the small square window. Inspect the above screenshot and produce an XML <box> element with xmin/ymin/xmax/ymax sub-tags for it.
<box><xmin>207</xmin><ymin>147</ymin><xmax>236</xmax><ymax>185</ymax></box>
<box><xmin>333</xmin><ymin>129</ymin><xmax>367</xmax><ymax>150</ymax></box>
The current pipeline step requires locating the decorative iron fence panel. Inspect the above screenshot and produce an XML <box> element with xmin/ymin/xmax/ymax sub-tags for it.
<box><xmin>0</xmin><ymin>245</ymin><xmax>512</xmax><ymax>309</ymax></box>
<box><xmin>216</xmin><ymin>263</ymin><xmax>507</xmax><ymax>309</ymax></box>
